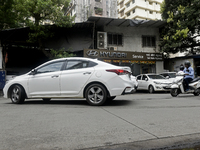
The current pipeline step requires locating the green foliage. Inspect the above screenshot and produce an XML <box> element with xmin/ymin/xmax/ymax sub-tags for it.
<box><xmin>0</xmin><ymin>0</ymin><xmax>19</xmax><ymax>30</ymax></box>
<box><xmin>160</xmin><ymin>0</ymin><xmax>200</xmax><ymax>56</ymax></box>
<box><xmin>12</xmin><ymin>0</ymin><xmax>74</xmax><ymax>42</ymax></box>
<box><xmin>50</xmin><ymin>48</ymin><xmax>76</xmax><ymax>59</ymax></box>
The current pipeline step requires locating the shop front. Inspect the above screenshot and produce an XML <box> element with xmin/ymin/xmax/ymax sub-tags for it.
<box><xmin>84</xmin><ymin>49</ymin><xmax>163</xmax><ymax>76</ymax></box>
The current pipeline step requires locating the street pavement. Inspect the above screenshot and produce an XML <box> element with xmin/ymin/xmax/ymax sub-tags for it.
<box><xmin>0</xmin><ymin>92</ymin><xmax>200</xmax><ymax>150</ymax></box>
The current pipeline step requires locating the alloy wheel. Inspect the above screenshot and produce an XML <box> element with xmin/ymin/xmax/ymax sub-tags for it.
<box><xmin>86</xmin><ymin>84</ymin><xmax>107</xmax><ymax>106</ymax></box>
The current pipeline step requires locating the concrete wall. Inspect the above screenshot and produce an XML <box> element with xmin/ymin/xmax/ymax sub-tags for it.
<box><xmin>104</xmin><ymin>26</ymin><xmax>160</xmax><ymax>53</ymax></box>
<box><xmin>156</xmin><ymin>61</ymin><xmax>164</xmax><ymax>74</ymax></box>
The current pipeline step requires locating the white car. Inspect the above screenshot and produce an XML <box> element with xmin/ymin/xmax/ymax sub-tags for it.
<box><xmin>136</xmin><ymin>74</ymin><xmax>172</xmax><ymax>93</ymax></box>
<box><xmin>3</xmin><ymin>57</ymin><xmax>135</xmax><ymax>106</ymax></box>
<box><xmin>159</xmin><ymin>72</ymin><xmax>177</xmax><ymax>82</ymax></box>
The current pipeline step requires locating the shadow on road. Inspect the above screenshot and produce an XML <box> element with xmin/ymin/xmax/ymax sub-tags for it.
<box><xmin>6</xmin><ymin>99</ymin><xmax>133</xmax><ymax>106</ymax></box>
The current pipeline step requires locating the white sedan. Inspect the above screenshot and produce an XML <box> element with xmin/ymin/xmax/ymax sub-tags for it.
<box><xmin>136</xmin><ymin>74</ymin><xmax>172</xmax><ymax>93</ymax></box>
<box><xmin>3</xmin><ymin>57</ymin><xmax>135</xmax><ymax>106</ymax></box>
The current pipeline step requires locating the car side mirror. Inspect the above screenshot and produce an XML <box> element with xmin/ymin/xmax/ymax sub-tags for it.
<box><xmin>166</xmin><ymin>76</ymin><xmax>169</xmax><ymax>79</ymax></box>
<box><xmin>145</xmin><ymin>78</ymin><xmax>148</xmax><ymax>81</ymax></box>
<box><xmin>31</xmin><ymin>69</ymin><xmax>37</xmax><ymax>75</ymax></box>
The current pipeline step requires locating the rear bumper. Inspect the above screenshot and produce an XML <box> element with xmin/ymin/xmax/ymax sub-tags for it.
<box><xmin>122</xmin><ymin>87</ymin><xmax>136</xmax><ymax>95</ymax></box>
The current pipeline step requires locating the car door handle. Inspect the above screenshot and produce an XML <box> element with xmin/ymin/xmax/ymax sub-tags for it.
<box><xmin>51</xmin><ymin>75</ymin><xmax>59</xmax><ymax>78</ymax></box>
<box><xmin>83</xmin><ymin>72</ymin><xmax>91</xmax><ymax>75</ymax></box>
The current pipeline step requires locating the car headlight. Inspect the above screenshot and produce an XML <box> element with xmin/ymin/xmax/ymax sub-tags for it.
<box><xmin>154</xmin><ymin>81</ymin><xmax>161</xmax><ymax>84</ymax></box>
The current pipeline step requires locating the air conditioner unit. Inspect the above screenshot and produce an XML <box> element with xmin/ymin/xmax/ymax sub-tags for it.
<box><xmin>108</xmin><ymin>46</ymin><xmax>117</xmax><ymax>51</ymax></box>
<box><xmin>97</xmin><ymin>32</ymin><xmax>107</xmax><ymax>49</ymax></box>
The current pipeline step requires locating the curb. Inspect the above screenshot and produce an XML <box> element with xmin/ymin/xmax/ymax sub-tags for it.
<box><xmin>84</xmin><ymin>133</ymin><xmax>200</xmax><ymax>150</ymax></box>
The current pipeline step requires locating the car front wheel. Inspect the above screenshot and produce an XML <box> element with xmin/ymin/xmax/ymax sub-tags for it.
<box><xmin>10</xmin><ymin>85</ymin><xmax>25</xmax><ymax>104</ymax></box>
<box><xmin>85</xmin><ymin>84</ymin><xmax>107</xmax><ymax>106</ymax></box>
<box><xmin>148</xmin><ymin>85</ymin><xmax>154</xmax><ymax>93</ymax></box>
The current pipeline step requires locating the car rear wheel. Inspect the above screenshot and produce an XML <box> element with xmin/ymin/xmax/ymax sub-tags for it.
<box><xmin>85</xmin><ymin>84</ymin><xmax>107</xmax><ymax>106</ymax></box>
<box><xmin>148</xmin><ymin>85</ymin><xmax>154</xmax><ymax>93</ymax></box>
<box><xmin>10</xmin><ymin>85</ymin><xmax>25</xmax><ymax>104</ymax></box>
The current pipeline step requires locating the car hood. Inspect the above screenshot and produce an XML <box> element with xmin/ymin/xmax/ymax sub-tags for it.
<box><xmin>153</xmin><ymin>79</ymin><xmax>172</xmax><ymax>84</ymax></box>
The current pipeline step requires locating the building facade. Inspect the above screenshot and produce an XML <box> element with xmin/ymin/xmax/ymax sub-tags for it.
<box><xmin>118</xmin><ymin>0</ymin><xmax>163</xmax><ymax>20</ymax></box>
<box><xmin>68</xmin><ymin>0</ymin><xmax>118</xmax><ymax>23</ymax></box>
<box><xmin>0</xmin><ymin>17</ymin><xmax>165</xmax><ymax>76</ymax></box>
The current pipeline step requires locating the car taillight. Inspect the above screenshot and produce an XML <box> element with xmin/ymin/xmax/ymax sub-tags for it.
<box><xmin>106</xmin><ymin>69</ymin><xmax>130</xmax><ymax>75</ymax></box>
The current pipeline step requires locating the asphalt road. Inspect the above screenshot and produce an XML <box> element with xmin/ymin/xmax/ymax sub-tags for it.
<box><xmin>0</xmin><ymin>92</ymin><xmax>200</xmax><ymax>150</ymax></box>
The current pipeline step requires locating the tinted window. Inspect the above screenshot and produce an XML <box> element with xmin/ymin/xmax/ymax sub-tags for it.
<box><xmin>142</xmin><ymin>75</ymin><xmax>147</xmax><ymax>80</ymax></box>
<box><xmin>168</xmin><ymin>73</ymin><xmax>176</xmax><ymax>78</ymax></box>
<box><xmin>148</xmin><ymin>75</ymin><xmax>165</xmax><ymax>79</ymax></box>
<box><xmin>65</xmin><ymin>60</ymin><xmax>95</xmax><ymax>70</ymax></box>
<box><xmin>137</xmin><ymin>76</ymin><xmax>141</xmax><ymax>80</ymax></box>
<box><xmin>160</xmin><ymin>74</ymin><xmax>167</xmax><ymax>77</ymax></box>
<box><xmin>37</xmin><ymin>61</ymin><xmax>64</xmax><ymax>74</ymax></box>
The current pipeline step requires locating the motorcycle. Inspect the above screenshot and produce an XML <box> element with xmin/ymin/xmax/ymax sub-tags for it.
<box><xmin>170</xmin><ymin>72</ymin><xmax>200</xmax><ymax>97</ymax></box>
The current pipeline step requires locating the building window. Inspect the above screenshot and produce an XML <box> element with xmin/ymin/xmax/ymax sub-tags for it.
<box><xmin>94</xmin><ymin>7</ymin><xmax>103</xmax><ymax>15</ymax></box>
<box><xmin>95</xmin><ymin>0</ymin><xmax>101</xmax><ymax>2</ymax></box>
<box><xmin>132</xmin><ymin>0</ymin><xmax>135</xmax><ymax>4</ymax></box>
<box><xmin>142</xmin><ymin>36</ymin><xmax>156</xmax><ymax>47</ymax></box>
<box><xmin>127</xmin><ymin>12</ymin><xmax>130</xmax><ymax>17</ymax></box>
<box><xmin>132</xmin><ymin>9</ymin><xmax>135</xmax><ymax>14</ymax></box>
<box><xmin>108</xmin><ymin>33</ymin><xmax>123</xmax><ymax>46</ymax></box>
<box><xmin>150</xmin><ymin>11</ymin><xmax>153</xmax><ymax>14</ymax></box>
<box><xmin>126</xmin><ymin>2</ymin><xmax>130</xmax><ymax>8</ymax></box>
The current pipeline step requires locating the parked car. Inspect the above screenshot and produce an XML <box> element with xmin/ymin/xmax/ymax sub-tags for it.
<box><xmin>136</xmin><ymin>74</ymin><xmax>172</xmax><ymax>93</ymax></box>
<box><xmin>160</xmin><ymin>72</ymin><xmax>183</xmax><ymax>82</ymax></box>
<box><xmin>159</xmin><ymin>72</ymin><xmax>177</xmax><ymax>81</ymax></box>
<box><xmin>3</xmin><ymin>57</ymin><xmax>136</xmax><ymax>106</ymax></box>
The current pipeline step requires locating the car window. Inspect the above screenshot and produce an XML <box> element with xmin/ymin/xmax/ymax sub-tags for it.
<box><xmin>142</xmin><ymin>75</ymin><xmax>147</xmax><ymax>80</ymax></box>
<box><xmin>137</xmin><ymin>75</ymin><xmax>141</xmax><ymax>80</ymax></box>
<box><xmin>168</xmin><ymin>73</ymin><xmax>176</xmax><ymax>78</ymax></box>
<box><xmin>160</xmin><ymin>74</ymin><xmax>167</xmax><ymax>77</ymax></box>
<box><xmin>65</xmin><ymin>60</ymin><xmax>89</xmax><ymax>70</ymax></box>
<box><xmin>37</xmin><ymin>61</ymin><xmax>64</xmax><ymax>74</ymax></box>
<box><xmin>148</xmin><ymin>75</ymin><xmax>165</xmax><ymax>79</ymax></box>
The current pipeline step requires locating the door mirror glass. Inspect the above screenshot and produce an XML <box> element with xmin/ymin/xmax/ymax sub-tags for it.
<box><xmin>145</xmin><ymin>78</ymin><xmax>148</xmax><ymax>81</ymax></box>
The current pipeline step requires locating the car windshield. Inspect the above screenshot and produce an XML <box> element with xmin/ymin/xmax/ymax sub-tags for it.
<box><xmin>148</xmin><ymin>75</ymin><xmax>165</xmax><ymax>79</ymax></box>
<box><xmin>168</xmin><ymin>73</ymin><xmax>176</xmax><ymax>78</ymax></box>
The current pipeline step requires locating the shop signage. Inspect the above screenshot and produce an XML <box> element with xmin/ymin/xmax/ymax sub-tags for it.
<box><xmin>84</xmin><ymin>49</ymin><xmax>163</xmax><ymax>61</ymax></box>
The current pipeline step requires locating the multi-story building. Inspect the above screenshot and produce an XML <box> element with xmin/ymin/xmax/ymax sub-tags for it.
<box><xmin>118</xmin><ymin>0</ymin><xmax>163</xmax><ymax>20</ymax></box>
<box><xmin>68</xmin><ymin>0</ymin><xmax>118</xmax><ymax>23</ymax></box>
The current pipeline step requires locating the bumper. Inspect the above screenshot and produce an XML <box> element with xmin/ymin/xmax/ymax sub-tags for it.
<box><xmin>154</xmin><ymin>85</ymin><xmax>171</xmax><ymax>91</ymax></box>
<box><xmin>122</xmin><ymin>87</ymin><xmax>136</xmax><ymax>95</ymax></box>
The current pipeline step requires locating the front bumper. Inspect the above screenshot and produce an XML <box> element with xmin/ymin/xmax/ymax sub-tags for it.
<box><xmin>154</xmin><ymin>84</ymin><xmax>172</xmax><ymax>91</ymax></box>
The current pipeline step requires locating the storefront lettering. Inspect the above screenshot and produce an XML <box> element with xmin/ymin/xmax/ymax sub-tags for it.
<box><xmin>84</xmin><ymin>49</ymin><xmax>163</xmax><ymax>60</ymax></box>
<box><xmin>132</xmin><ymin>54</ymin><xmax>143</xmax><ymax>59</ymax></box>
<box><xmin>99</xmin><ymin>51</ymin><xmax>127</xmax><ymax>58</ymax></box>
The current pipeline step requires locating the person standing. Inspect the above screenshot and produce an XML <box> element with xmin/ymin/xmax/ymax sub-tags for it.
<box><xmin>183</xmin><ymin>61</ymin><xmax>194</xmax><ymax>92</ymax></box>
